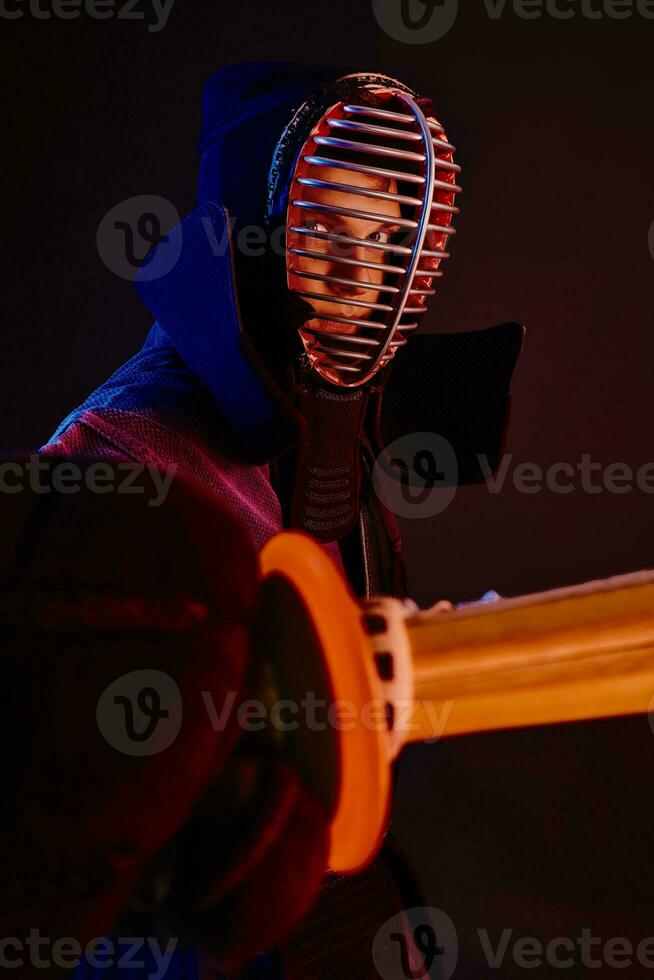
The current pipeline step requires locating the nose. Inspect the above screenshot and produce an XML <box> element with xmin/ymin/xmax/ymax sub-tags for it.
<box><xmin>328</xmin><ymin>244</ymin><xmax>379</xmax><ymax>298</ymax></box>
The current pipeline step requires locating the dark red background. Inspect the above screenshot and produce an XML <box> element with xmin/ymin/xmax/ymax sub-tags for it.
<box><xmin>1</xmin><ymin>2</ymin><xmax>653</xmax><ymax>976</ymax></box>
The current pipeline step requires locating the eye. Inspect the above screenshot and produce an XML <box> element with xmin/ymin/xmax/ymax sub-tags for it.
<box><xmin>367</xmin><ymin>229</ymin><xmax>392</xmax><ymax>244</ymax></box>
<box><xmin>304</xmin><ymin>219</ymin><xmax>329</xmax><ymax>234</ymax></box>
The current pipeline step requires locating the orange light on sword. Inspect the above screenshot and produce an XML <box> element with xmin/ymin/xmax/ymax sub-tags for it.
<box><xmin>259</xmin><ymin>532</ymin><xmax>654</xmax><ymax>875</ymax></box>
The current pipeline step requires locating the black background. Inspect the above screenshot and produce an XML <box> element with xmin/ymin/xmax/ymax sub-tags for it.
<box><xmin>2</xmin><ymin>0</ymin><xmax>654</xmax><ymax>975</ymax></box>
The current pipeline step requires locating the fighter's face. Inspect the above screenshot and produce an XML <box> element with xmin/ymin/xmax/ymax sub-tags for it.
<box><xmin>287</xmin><ymin>166</ymin><xmax>403</xmax><ymax>335</ymax></box>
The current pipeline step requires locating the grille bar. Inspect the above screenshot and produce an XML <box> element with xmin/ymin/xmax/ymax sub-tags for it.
<box><xmin>296</xmin><ymin>291</ymin><xmax>395</xmax><ymax>313</ymax></box>
<box><xmin>343</xmin><ymin>104</ymin><xmax>445</xmax><ymax>134</ymax></box>
<box><xmin>313</xmin><ymin>347</ymin><xmax>375</xmax><ymax>361</ymax></box>
<box><xmin>314</xmin><ymin>135</ymin><xmax>427</xmax><ymax>164</ymax></box>
<box><xmin>304</xmin><ymin>155</ymin><xmax>426</xmax><ymax>186</ymax></box>
<box><xmin>289</xmin><ymin>247</ymin><xmax>406</xmax><ymax>275</ymax></box>
<box><xmin>303</xmin><ymin>325</ymin><xmax>382</xmax><ymax>344</ymax></box>
<box><xmin>292</xmin><ymin>199</ymin><xmax>421</xmax><ymax>230</ymax></box>
<box><xmin>291</xmin><ymin>225</ymin><xmax>414</xmax><ymax>257</ymax></box>
<box><xmin>309</xmin><ymin>312</ymin><xmax>389</xmax><ymax>330</ymax></box>
<box><xmin>328</xmin><ymin>118</ymin><xmax>423</xmax><ymax>142</ymax></box>
<box><xmin>298</xmin><ymin>177</ymin><xmax>425</xmax><ymax>207</ymax></box>
<box><xmin>292</xmin><ymin>269</ymin><xmax>402</xmax><ymax>294</ymax></box>
<box><xmin>421</xmin><ymin>249</ymin><xmax>450</xmax><ymax>259</ymax></box>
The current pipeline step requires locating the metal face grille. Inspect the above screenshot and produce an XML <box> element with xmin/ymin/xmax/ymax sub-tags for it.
<box><xmin>286</xmin><ymin>87</ymin><xmax>461</xmax><ymax>387</ymax></box>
